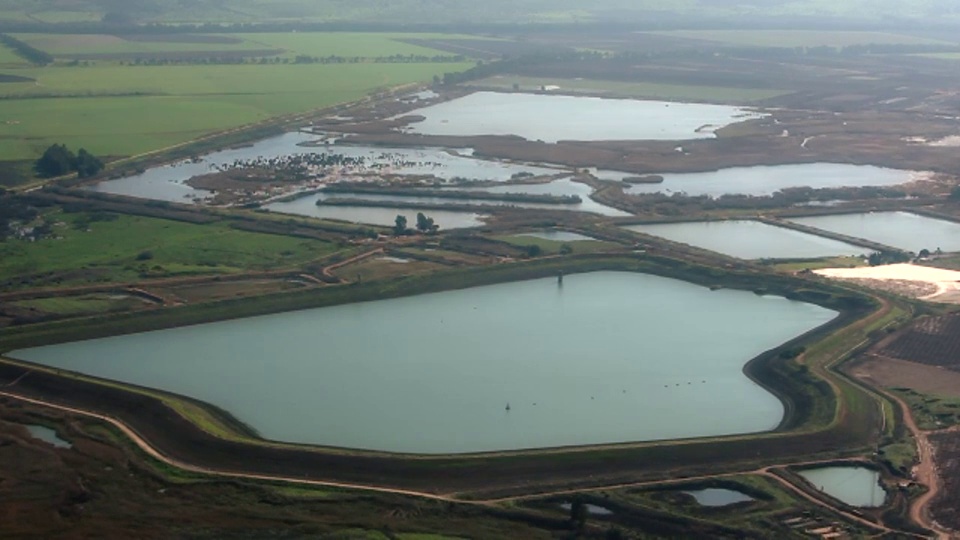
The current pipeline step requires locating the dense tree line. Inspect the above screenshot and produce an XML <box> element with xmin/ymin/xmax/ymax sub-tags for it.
<box><xmin>35</xmin><ymin>144</ymin><xmax>104</xmax><ymax>178</ymax></box>
<box><xmin>0</xmin><ymin>33</ymin><xmax>53</xmax><ymax>65</ymax></box>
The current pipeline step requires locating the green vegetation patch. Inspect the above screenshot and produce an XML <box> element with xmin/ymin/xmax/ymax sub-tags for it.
<box><xmin>0</xmin><ymin>62</ymin><xmax>468</xmax><ymax>160</ymax></box>
<box><xmin>0</xmin><ymin>209</ymin><xmax>339</xmax><ymax>288</ymax></box>
<box><xmin>494</xmin><ymin>234</ymin><xmax>614</xmax><ymax>256</ymax></box>
<box><xmin>468</xmin><ymin>76</ymin><xmax>789</xmax><ymax>103</ymax></box>
<box><xmin>12</xmin><ymin>294</ymin><xmax>153</xmax><ymax>316</ymax></box>
<box><xmin>889</xmin><ymin>388</ymin><xmax>960</xmax><ymax>430</ymax></box>
<box><xmin>644</xmin><ymin>30</ymin><xmax>956</xmax><ymax>48</ymax></box>
<box><xmin>10</xmin><ymin>33</ymin><xmax>269</xmax><ymax>56</ymax></box>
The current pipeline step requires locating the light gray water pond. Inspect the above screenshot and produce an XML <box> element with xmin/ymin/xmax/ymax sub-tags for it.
<box><xmin>624</xmin><ymin>220</ymin><xmax>867</xmax><ymax>260</ymax></box>
<box><xmin>787</xmin><ymin>212</ymin><xmax>960</xmax><ymax>253</ymax></box>
<box><xmin>685</xmin><ymin>488</ymin><xmax>753</xmax><ymax>507</ymax></box>
<box><xmin>402</xmin><ymin>91</ymin><xmax>766</xmax><ymax>143</ymax></box>
<box><xmin>13</xmin><ymin>272</ymin><xmax>836</xmax><ymax>454</ymax></box>
<box><xmin>798</xmin><ymin>466</ymin><xmax>885</xmax><ymax>507</ymax></box>
<box><xmin>25</xmin><ymin>425</ymin><xmax>71</xmax><ymax>448</ymax></box>
<box><xmin>559</xmin><ymin>503</ymin><xmax>614</xmax><ymax>516</ymax></box>
<box><xmin>516</xmin><ymin>231</ymin><xmax>597</xmax><ymax>242</ymax></box>
<box><xmin>462</xmin><ymin>178</ymin><xmax>631</xmax><ymax>217</ymax></box>
<box><xmin>625</xmin><ymin>163</ymin><xmax>915</xmax><ymax>197</ymax></box>
<box><xmin>265</xmin><ymin>194</ymin><xmax>487</xmax><ymax>229</ymax></box>
<box><xmin>89</xmin><ymin>132</ymin><xmax>561</xmax><ymax>203</ymax></box>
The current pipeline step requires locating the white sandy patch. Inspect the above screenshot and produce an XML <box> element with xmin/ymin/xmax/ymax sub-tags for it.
<box><xmin>815</xmin><ymin>263</ymin><xmax>960</xmax><ymax>300</ymax></box>
<box><xmin>929</xmin><ymin>135</ymin><xmax>960</xmax><ymax>147</ymax></box>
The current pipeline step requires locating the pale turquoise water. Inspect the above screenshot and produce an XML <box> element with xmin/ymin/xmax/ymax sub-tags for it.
<box><xmin>403</xmin><ymin>92</ymin><xmax>765</xmax><ymax>142</ymax></box>
<box><xmin>25</xmin><ymin>425</ymin><xmax>71</xmax><ymax>448</ymax></box>
<box><xmin>624</xmin><ymin>220</ymin><xmax>867</xmax><ymax>259</ymax></box>
<box><xmin>685</xmin><ymin>488</ymin><xmax>753</xmax><ymax>507</ymax></box>
<box><xmin>13</xmin><ymin>272</ymin><xmax>836</xmax><ymax>454</ymax></box>
<box><xmin>798</xmin><ymin>466</ymin><xmax>885</xmax><ymax>507</ymax></box>
<box><xmin>787</xmin><ymin>212</ymin><xmax>960</xmax><ymax>253</ymax></box>
<box><xmin>625</xmin><ymin>163</ymin><xmax>913</xmax><ymax>197</ymax></box>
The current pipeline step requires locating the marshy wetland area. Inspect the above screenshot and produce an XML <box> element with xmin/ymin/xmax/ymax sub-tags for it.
<box><xmin>6</xmin><ymin>10</ymin><xmax>960</xmax><ymax>539</ymax></box>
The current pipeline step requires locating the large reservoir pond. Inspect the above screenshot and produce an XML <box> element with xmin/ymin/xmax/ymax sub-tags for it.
<box><xmin>626</xmin><ymin>163</ymin><xmax>914</xmax><ymax>197</ymax></box>
<box><xmin>787</xmin><ymin>212</ymin><xmax>960</xmax><ymax>253</ymax></box>
<box><xmin>403</xmin><ymin>92</ymin><xmax>765</xmax><ymax>143</ymax></box>
<box><xmin>13</xmin><ymin>272</ymin><xmax>836</xmax><ymax>454</ymax></box>
<box><xmin>624</xmin><ymin>220</ymin><xmax>867</xmax><ymax>260</ymax></box>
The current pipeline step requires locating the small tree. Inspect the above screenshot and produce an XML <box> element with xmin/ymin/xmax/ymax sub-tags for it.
<box><xmin>524</xmin><ymin>244</ymin><xmax>542</xmax><ymax>258</ymax></box>
<box><xmin>559</xmin><ymin>243</ymin><xmax>573</xmax><ymax>255</ymax></box>
<box><xmin>950</xmin><ymin>185</ymin><xmax>960</xmax><ymax>201</ymax></box>
<box><xmin>75</xmin><ymin>148</ymin><xmax>104</xmax><ymax>178</ymax></box>
<box><xmin>393</xmin><ymin>215</ymin><xmax>408</xmax><ymax>236</ymax></box>
<box><xmin>416</xmin><ymin>212</ymin><xmax>438</xmax><ymax>234</ymax></box>
<box><xmin>569</xmin><ymin>499</ymin><xmax>588</xmax><ymax>529</ymax></box>
<box><xmin>35</xmin><ymin>144</ymin><xmax>76</xmax><ymax>178</ymax></box>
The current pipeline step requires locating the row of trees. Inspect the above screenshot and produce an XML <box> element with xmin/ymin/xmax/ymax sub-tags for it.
<box><xmin>0</xmin><ymin>33</ymin><xmax>53</xmax><ymax>65</ymax></box>
<box><xmin>35</xmin><ymin>144</ymin><xmax>104</xmax><ymax>179</ymax></box>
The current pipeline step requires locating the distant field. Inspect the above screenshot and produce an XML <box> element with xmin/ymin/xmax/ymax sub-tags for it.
<box><xmin>0</xmin><ymin>62</ymin><xmax>467</xmax><ymax>160</ymax></box>
<box><xmin>13</xmin><ymin>32</ymin><xmax>479</xmax><ymax>59</ymax></box>
<box><xmin>0</xmin><ymin>43</ymin><xmax>26</xmax><ymax>67</ymax></box>
<box><xmin>917</xmin><ymin>52</ymin><xmax>960</xmax><ymax>60</ymax></box>
<box><xmin>0</xmin><ymin>210</ymin><xmax>339</xmax><ymax>287</ymax></box>
<box><xmin>468</xmin><ymin>76</ymin><xmax>789</xmax><ymax>103</ymax></box>
<box><xmin>644</xmin><ymin>30</ymin><xmax>958</xmax><ymax>48</ymax></box>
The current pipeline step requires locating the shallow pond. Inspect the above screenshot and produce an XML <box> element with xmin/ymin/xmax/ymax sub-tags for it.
<box><xmin>516</xmin><ymin>231</ymin><xmax>597</xmax><ymax>242</ymax></box>
<box><xmin>798</xmin><ymin>466</ymin><xmax>885</xmax><ymax>507</ymax></box>
<box><xmin>25</xmin><ymin>425</ymin><xmax>71</xmax><ymax>448</ymax></box>
<box><xmin>13</xmin><ymin>272</ymin><xmax>836</xmax><ymax>454</ymax></box>
<box><xmin>625</xmin><ymin>163</ymin><xmax>914</xmax><ymax>197</ymax></box>
<box><xmin>624</xmin><ymin>220</ymin><xmax>867</xmax><ymax>260</ymax></box>
<box><xmin>787</xmin><ymin>212</ymin><xmax>960</xmax><ymax>253</ymax></box>
<box><xmin>684</xmin><ymin>488</ymin><xmax>753</xmax><ymax>507</ymax></box>
<box><xmin>265</xmin><ymin>194</ymin><xmax>487</xmax><ymax>229</ymax></box>
<box><xmin>89</xmin><ymin>132</ymin><xmax>561</xmax><ymax>203</ymax></box>
<box><xmin>403</xmin><ymin>91</ymin><xmax>765</xmax><ymax>143</ymax></box>
<box><xmin>559</xmin><ymin>503</ymin><xmax>614</xmax><ymax>516</ymax></box>
<box><xmin>463</xmin><ymin>178</ymin><xmax>631</xmax><ymax>217</ymax></box>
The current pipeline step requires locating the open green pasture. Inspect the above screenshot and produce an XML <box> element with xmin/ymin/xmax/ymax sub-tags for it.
<box><xmin>0</xmin><ymin>209</ymin><xmax>339</xmax><ymax>287</ymax></box>
<box><xmin>0</xmin><ymin>61</ymin><xmax>468</xmax><ymax>160</ymax></box>
<box><xmin>644</xmin><ymin>30</ymin><xmax>957</xmax><ymax>48</ymax></box>
<box><xmin>467</xmin><ymin>75</ymin><xmax>789</xmax><ymax>103</ymax></box>
<box><xmin>12</xmin><ymin>32</ymin><xmax>484</xmax><ymax>59</ymax></box>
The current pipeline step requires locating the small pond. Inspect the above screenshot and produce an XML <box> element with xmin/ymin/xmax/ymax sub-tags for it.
<box><xmin>515</xmin><ymin>231</ymin><xmax>597</xmax><ymax>242</ymax></box>
<box><xmin>12</xmin><ymin>272</ymin><xmax>837</xmax><ymax>454</ymax></box>
<box><xmin>625</xmin><ymin>163</ymin><xmax>915</xmax><ymax>198</ymax></box>
<box><xmin>461</xmin><ymin>178</ymin><xmax>631</xmax><ymax>216</ymax></box>
<box><xmin>684</xmin><ymin>488</ymin><xmax>753</xmax><ymax>507</ymax></box>
<box><xmin>559</xmin><ymin>502</ymin><xmax>614</xmax><ymax>516</ymax></box>
<box><xmin>623</xmin><ymin>220</ymin><xmax>867</xmax><ymax>260</ymax></box>
<box><xmin>402</xmin><ymin>91</ymin><xmax>766</xmax><ymax>143</ymax></box>
<box><xmin>787</xmin><ymin>212</ymin><xmax>960</xmax><ymax>253</ymax></box>
<box><xmin>25</xmin><ymin>425</ymin><xmax>71</xmax><ymax>448</ymax></box>
<box><xmin>798</xmin><ymin>466</ymin><xmax>885</xmax><ymax>507</ymax></box>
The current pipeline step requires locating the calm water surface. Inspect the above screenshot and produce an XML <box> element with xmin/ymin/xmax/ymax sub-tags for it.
<box><xmin>787</xmin><ymin>212</ymin><xmax>960</xmax><ymax>253</ymax></box>
<box><xmin>14</xmin><ymin>272</ymin><xmax>836</xmax><ymax>453</ymax></box>
<box><xmin>90</xmin><ymin>132</ymin><xmax>560</xmax><ymax>203</ymax></box>
<box><xmin>626</xmin><ymin>163</ymin><xmax>913</xmax><ymax>197</ymax></box>
<box><xmin>798</xmin><ymin>467</ymin><xmax>885</xmax><ymax>507</ymax></box>
<box><xmin>266</xmin><ymin>194</ymin><xmax>487</xmax><ymax>229</ymax></box>
<box><xmin>25</xmin><ymin>425</ymin><xmax>71</xmax><ymax>448</ymax></box>
<box><xmin>685</xmin><ymin>488</ymin><xmax>753</xmax><ymax>507</ymax></box>
<box><xmin>403</xmin><ymin>92</ymin><xmax>765</xmax><ymax>142</ymax></box>
<box><xmin>624</xmin><ymin>220</ymin><xmax>867</xmax><ymax>259</ymax></box>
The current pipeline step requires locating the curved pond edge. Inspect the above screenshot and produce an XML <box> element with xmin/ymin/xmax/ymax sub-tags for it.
<box><xmin>0</xmin><ymin>254</ymin><xmax>886</xmax><ymax>495</ymax></box>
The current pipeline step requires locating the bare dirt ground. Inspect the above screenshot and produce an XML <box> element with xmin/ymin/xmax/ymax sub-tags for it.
<box><xmin>850</xmin><ymin>355</ymin><xmax>960</xmax><ymax>398</ymax></box>
<box><xmin>815</xmin><ymin>264</ymin><xmax>960</xmax><ymax>303</ymax></box>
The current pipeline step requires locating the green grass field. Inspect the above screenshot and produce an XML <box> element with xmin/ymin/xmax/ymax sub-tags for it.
<box><xmin>0</xmin><ymin>61</ymin><xmax>468</xmax><ymax>160</ymax></box>
<box><xmin>12</xmin><ymin>293</ymin><xmax>152</xmax><ymax>315</ymax></box>
<box><xmin>468</xmin><ymin>75</ymin><xmax>789</xmax><ymax>103</ymax></box>
<box><xmin>0</xmin><ymin>209</ymin><xmax>340</xmax><ymax>287</ymax></box>
<box><xmin>645</xmin><ymin>30</ymin><xmax>957</xmax><ymax>48</ymax></box>
<box><xmin>11</xmin><ymin>33</ymin><xmax>271</xmax><ymax>56</ymax></box>
<box><xmin>494</xmin><ymin>234</ymin><xmax>613</xmax><ymax>255</ymax></box>
<box><xmin>0</xmin><ymin>42</ymin><xmax>27</xmax><ymax>67</ymax></box>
